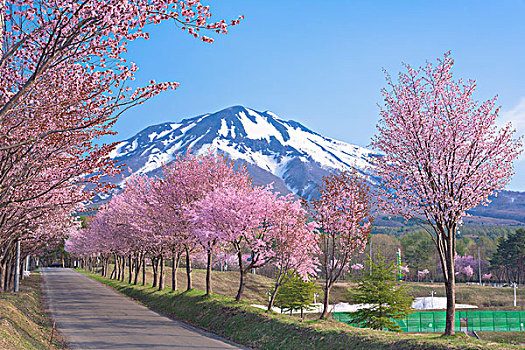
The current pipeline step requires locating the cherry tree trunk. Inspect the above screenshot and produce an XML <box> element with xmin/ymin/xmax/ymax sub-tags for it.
<box><xmin>445</xmin><ymin>277</ymin><xmax>456</xmax><ymax>335</ymax></box>
<box><xmin>120</xmin><ymin>257</ymin><xmax>126</xmax><ymax>282</ymax></box>
<box><xmin>235</xmin><ymin>268</ymin><xmax>246</xmax><ymax>301</ymax></box>
<box><xmin>0</xmin><ymin>260</ymin><xmax>5</xmax><ymax>293</ymax></box>
<box><xmin>320</xmin><ymin>283</ymin><xmax>332</xmax><ymax>319</ymax></box>
<box><xmin>185</xmin><ymin>248</ymin><xmax>192</xmax><ymax>291</ymax></box>
<box><xmin>268</xmin><ymin>284</ymin><xmax>280</xmax><ymax>311</ymax></box>
<box><xmin>205</xmin><ymin>251</ymin><xmax>212</xmax><ymax>295</ymax></box>
<box><xmin>152</xmin><ymin>258</ymin><xmax>158</xmax><ymax>288</ymax></box>
<box><xmin>235</xmin><ymin>251</ymin><xmax>248</xmax><ymax>301</ymax></box>
<box><xmin>444</xmin><ymin>238</ymin><xmax>456</xmax><ymax>336</ymax></box>
<box><xmin>171</xmin><ymin>252</ymin><xmax>180</xmax><ymax>291</ymax></box>
<box><xmin>141</xmin><ymin>256</ymin><xmax>146</xmax><ymax>286</ymax></box>
<box><xmin>116</xmin><ymin>256</ymin><xmax>121</xmax><ymax>280</ymax></box>
<box><xmin>133</xmin><ymin>257</ymin><xmax>141</xmax><ymax>285</ymax></box>
<box><xmin>5</xmin><ymin>260</ymin><xmax>12</xmax><ymax>292</ymax></box>
<box><xmin>158</xmin><ymin>255</ymin><xmax>164</xmax><ymax>291</ymax></box>
<box><xmin>128</xmin><ymin>256</ymin><xmax>132</xmax><ymax>284</ymax></box>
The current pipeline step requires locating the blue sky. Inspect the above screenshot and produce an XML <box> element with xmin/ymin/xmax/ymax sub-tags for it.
<box><xmin>109</xmin><ymin>0</ymin><xmax>525</xmax><ymax>191</ymax></box>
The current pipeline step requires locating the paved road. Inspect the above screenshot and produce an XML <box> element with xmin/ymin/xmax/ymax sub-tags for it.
<box><xmin>41</xmin><ymin>268</ymin><xmax>242</xmax><ymax>350</ymax></box>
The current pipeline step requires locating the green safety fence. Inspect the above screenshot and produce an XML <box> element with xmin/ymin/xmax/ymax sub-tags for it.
<box><xmin>458</xmin><ymin>310</ymin><xmax>525</xmax><ymax>332</ymax></box>
<box><xmin>333</xmin><ymin>310</ymin><xmax>525</xmax><ymax>332</ymax></box>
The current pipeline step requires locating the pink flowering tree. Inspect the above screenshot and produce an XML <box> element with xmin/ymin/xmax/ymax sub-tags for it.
<box><xmin>154</xmin><ymin>152</ymin><xmax>248</xmax><ymax>291</ymax></box>
<box><xmin>112</xmin><ymin>174</ymin><xmax>171</xmax><ymax>288</ymax></box>
<box><xmin>193</xmin><ymin>183</ymin><xmax>278</xmax><ymax>301</ymax></box>
<box><xmin>417</xmin><ymin>269</ymin><xmax>430</xmax><ymax>282</ymax></box>
<box><xmin>371</xmin><ymin>52</ymin><xmax>523</xmax><ymax>335</ymax></box>
<box><xmin>190</xmin><ymin>161</ymin><xmax>251</xmax><ymax>295</ymax></box>
<box><xmin>0</xmin><ymin>0</ymin><xmax>242</xmax><ymax>292</ymax></box>
<box><xmin>454</xmin><ymin>254</ymin><xmax>488</xmax><ymax>283</ymax></box>
<box><xmin>0</xmin><ymin>0</ymin><xmax>241</xmax><ymax>208</ymax></box>
<box><xmin>265</xmin><ymin>197</ymin><xmax>319</xmax><ymax>311</ymax></box>
<box><xmin>351</xmin><ymin>263</ymin><xmax>364</xmax><ymax>271</ymax></box>
<box><xmin>312</xmin><ymin>170</ymin><xmax>373</xmax><ymax>319</ymax></box>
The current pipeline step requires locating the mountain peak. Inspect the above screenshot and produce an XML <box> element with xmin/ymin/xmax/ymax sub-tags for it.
<box><xmin>106</xmin><ymin>106</ymin><xmax>376</xmax><ymax>199</ymax></box>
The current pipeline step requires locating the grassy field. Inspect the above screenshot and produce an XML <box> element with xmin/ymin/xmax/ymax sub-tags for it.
<box><xmin>80</xmin><ymin>269</ymin><xmax>523</xmax><ymax>350</ymax></box>
<box><xmin>104</xmin><ymin>263</ymin><xmax>523</xmax><ymax>308</ymax></box>
<box><xmin>404</xmin><ymin>282</ymin><xmax>524</xmax><ymax>309</ymax></box>
<box><xmin>477</xmin><ymin>332</ymin><xmax>525</xmax><ymax>346</ymax></box>
<box><xmin>0</xmin><ymin>273</ymin><xmax>68</xmax><ymax>350</ymax></box>
<box><xmin>104</xmin><ymin>263</ymin><xmax>275</xmax><ymax>303</ymax></box>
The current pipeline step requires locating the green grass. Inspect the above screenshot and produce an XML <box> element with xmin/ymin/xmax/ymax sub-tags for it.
<box><xmin>404</xmin><ymin>282</ymin><xmax>524</xmax><ymax>309</ymax></box>
<box><xmin>477</xmin><ymin>332</ymin><xmax>525</xmax><ymax>346</ymax></box>
<box><xmin>104</xmin><ymin>263</ymin><xmax>275</xmax><ymax>303</ymax></box>
<box><xmin>103</xmin><ymin>264</ymin><xmax>523</xmax><ymax>308</ymax></box>
<box><xmin>80</xmin><ymin>269</ymin><xmax>520</xmax><ymax>350</ymax></box>
<box><xmin>0</xmin><ymin>273</ymin><xmax>68</xmax><ymax>350</ymax></box>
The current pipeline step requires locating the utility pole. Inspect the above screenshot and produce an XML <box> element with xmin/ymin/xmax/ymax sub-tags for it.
<box><xmin>514</xmin><ymin>283</ymin><xmax>517</xmax><ymax>307</ymax></box>
<box><xmin>14</xmin><ymin>238</ymin><xmax>21</xmax><ymax>292</ymax></box>
<box><xmin>478</xmin><ymin>246</ymin><xmax>482</xmax><ymax>285</ymax></box>
<box><xmin>369</xmin><ymin>237</ymin><xmax>372</xmax><ymax>276</ymax></box>
<box><xmin>397</xmin><ymin>248</ymin><xmax>402</xmax><ymax>281</ymax></box>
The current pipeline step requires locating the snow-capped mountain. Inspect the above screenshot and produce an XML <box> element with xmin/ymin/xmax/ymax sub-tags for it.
<box><xmin>104</xmin><ymin>105</ymin><xmax>377</xmax><ymax>200</ymax></box>
<box><xmin>94</xmin><ymin>105</ymin><xmax>525</xmax><ymax>225</ymax></box>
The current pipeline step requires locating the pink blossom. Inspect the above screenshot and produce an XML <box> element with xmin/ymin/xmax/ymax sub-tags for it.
<box><xmin>351</xmin><ymin>263</ymin><xmax>364</xmax><ymax>270</ymax></box>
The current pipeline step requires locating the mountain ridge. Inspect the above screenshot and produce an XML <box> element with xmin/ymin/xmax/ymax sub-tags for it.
<box><xmin>98</xmin><ymin>105</ymin><xmax>525</xmax><ymax>226</ymax></box>
<box><xmin>105</xmin><ymin>105</ymin><xmax>377</xmax><ymax>199</ymax></box>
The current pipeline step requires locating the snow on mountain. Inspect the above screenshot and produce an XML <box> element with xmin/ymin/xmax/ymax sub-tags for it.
<box><xmin>101</xmin><ymin>105</ymin><xmax>377</xmax><ymax>201</ymax></box>
<box><xmin>93</xmin><ymin>105</ymin><xmax>525</xmax><ymax>225</ymax></box>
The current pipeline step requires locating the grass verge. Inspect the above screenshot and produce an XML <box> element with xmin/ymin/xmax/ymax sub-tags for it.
<box><xmin>79</xmin><ymin>269</ymin><xmax>519</xmax><ymax>350</ymax></box>
<box><xmin>0</xmin><ymin>273</ymin><xmax>68</xmax><ymax>349</ymax></box>
<box><xmin>477</xmin><ymin>332</ymin><xmax>525</xmax><ymax>346</ymax></box>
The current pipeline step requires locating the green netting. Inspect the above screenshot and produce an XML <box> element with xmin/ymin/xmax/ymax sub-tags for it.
<box><xmin>333</xmin><ymin>310</ymin><xmax>525</xmax><ymax>332</ymax></box>
<box><xmin>464</xmin><ymin>311</ymin><xmax>525</xmax><ymax>332</ymax></box>
<box><xmin>399</xmin><ymin>311</ymin><xmax>453</xmax><ymax>332</ymax></box>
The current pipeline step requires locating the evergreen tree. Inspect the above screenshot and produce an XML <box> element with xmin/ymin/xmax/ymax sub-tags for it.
<box><xmin>348</xmin><ymin>252</ymin><xmax>413</xmax><ymax>331</ymax></box>
<box><xmin>491</xmin><ymin>228</ymin><xmax>525</xmax><ymax>284</ymax></box>
<box><xmin>275</xmin><ymin>273</ymin><xmax>317</xmax><ymax>319</ymax></box>
<box><xmin>400</xmin><ymin>230</ymin><xmax>435</xmax><ymax>279</ymax></box>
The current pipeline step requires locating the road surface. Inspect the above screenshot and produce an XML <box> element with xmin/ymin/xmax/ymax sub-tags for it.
<box><xmin>41</xmin><ymin>268</ymin><xmax>243</xmax><ymax>350</ymax></box>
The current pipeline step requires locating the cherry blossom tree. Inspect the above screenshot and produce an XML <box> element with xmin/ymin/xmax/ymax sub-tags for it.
<box><xmin>371</xmin><ymin>52</ymin><xmax>523</xmax><ymax>335</ymax></box>
<box><xmin>265</xmin><ymin>198</ymin><xmax>319</xmax><ymax>311</ymax></box>
<box><xmin>153</xmin><ymin>152</ymin><xmax>249</xmax><ymax>291</ymax></box>
<box><xmin>0</xmin><ymin>0</ymin><xmax>242</xmax><ymax>292</ymax></box>
<box><xmin>417</xmin><ymin>269</ymin><xmax>430</xmax><ymax>282</ymax></box>
<box><xmin>0</xmin><ymin>0</ymin><xmax>239</xmax><ymax>292</ymax></box>
<box><xmin>312</xmin><ymin>170</ymin><xmax>373</xmax><ymax>319</ymax></box>
<box><xmin>193</xmin><ymin>183</ymin><xmax>278</xmax><ymax>301</ymax></box>
<box><xmin>0</xmin><ymin>0</ymin><xmax>241</xmax><ymax>212</ymax></box>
